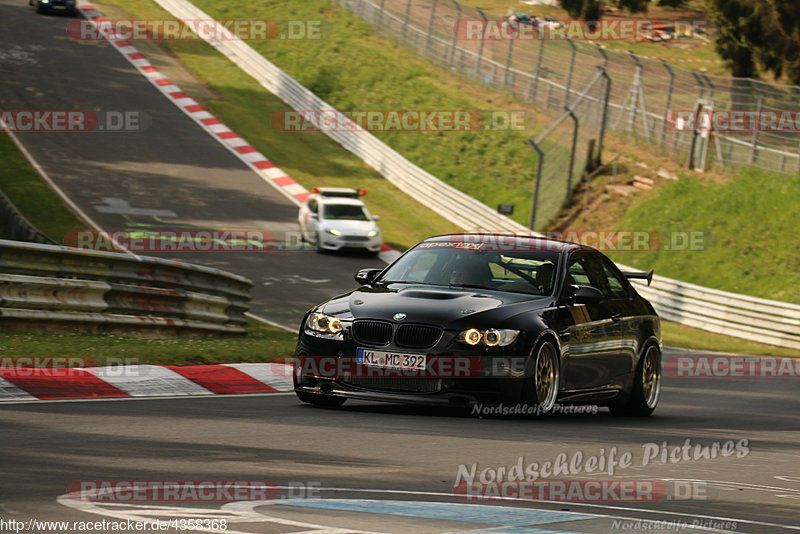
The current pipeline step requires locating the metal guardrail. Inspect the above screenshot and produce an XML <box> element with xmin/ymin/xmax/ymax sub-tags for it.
<box><xmin>0</xmin><ymin>187</ymin><xmax>55</xmax><ymax>245</ymax></box>
<box><xmin>0</xmin><ymin>240</ymin><xmax>252</xmax><ymax>335</ymax></box>
<box><xmin>141</xmin><ymin>0</ymin><xmax>799</xmax><ymax>350</ymax></box>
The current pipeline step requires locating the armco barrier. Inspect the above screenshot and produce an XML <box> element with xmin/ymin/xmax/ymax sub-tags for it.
<box><xmin>0</xmin><ymin>240</ymin><xmax>251</xmax><ymax>335</ymax></box>
<box><xmin>114</xmin><ymin>0</ymin><xmax>799</xmax><ymax>351</ymax></box>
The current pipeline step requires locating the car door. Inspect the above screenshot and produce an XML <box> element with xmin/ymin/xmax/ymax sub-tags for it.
<box><xmin>557</xmin><ymin>251</ymin><xmax>630</xmax><ymax>390</ymax></box>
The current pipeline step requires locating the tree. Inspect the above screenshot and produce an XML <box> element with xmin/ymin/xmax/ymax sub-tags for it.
<box><xmin>705</xmin><ymin>0</ymin><xmax>800</xmax><ymax>84</ymax></box>
<box><xmin>559</xmin><ymin>0</ymin><xmax>602</xmax><ymax>19</ymax></box>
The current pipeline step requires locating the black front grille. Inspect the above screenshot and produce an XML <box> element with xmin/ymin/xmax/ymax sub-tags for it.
<box><xmin>343</xmin><ymin>377</ymin><xmax>442</xmax><ymax>393</ymax></box>
<box><xmin>352</xmin><ymin>320</ymin><xmax>392</xmax><ymax>345</ymax></box>
<box><xmin>395</xmin><ymin>324</ymin><xmax>442</xmax><ymax>349</ymax></box>
<box><xmin>342</xmin><ymin>236</ymin><xmax>370</xmax><ymax>242</ymax></box>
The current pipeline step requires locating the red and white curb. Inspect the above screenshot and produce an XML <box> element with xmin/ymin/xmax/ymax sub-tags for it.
<box><xmin>0</xmin><ymin>363</ymin><xmax>294</xmax><ymax>402</ymax></box>
<box><xmin>77</xmin><ymin>4</ymin><xmax>400</xmax><ymax>264</ymax></box>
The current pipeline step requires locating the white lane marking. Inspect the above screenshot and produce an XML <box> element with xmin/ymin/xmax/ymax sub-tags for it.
<box><xmin>58</xmin><ymin>493</ymin><xmax>379</xmax><ymax>534</ymax></box>
<box><xmin>244</xmin><ymin>311</ymin><xmax>295</xmax><ymax>332</ymax></box>
<box><xmin>57</xmin><ymin>491</ymin><xmax>743</xmax><ymax>534</ymax></box>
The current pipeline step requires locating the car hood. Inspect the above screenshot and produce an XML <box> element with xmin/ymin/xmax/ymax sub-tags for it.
<box><xmin>322</xmin><ymin>220</ymin><xmax>377</xmax><ymax>233</ymax></box>
<box><xmin>320</xmin><ymin>284</ymin><xmax>552</xmax><ymax>328</ymax></box>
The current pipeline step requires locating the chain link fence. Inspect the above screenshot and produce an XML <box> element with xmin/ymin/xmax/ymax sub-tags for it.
<box><xmin>334</xmin><ymin>0</ymin><xmax>800</xmax><ymax>227</ymax></box>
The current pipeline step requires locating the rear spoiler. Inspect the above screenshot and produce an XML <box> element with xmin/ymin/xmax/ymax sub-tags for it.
<box><xmin>623</xmin><ymin>269</ymin><xmax>654</xmax><ymax>286</ymax></box>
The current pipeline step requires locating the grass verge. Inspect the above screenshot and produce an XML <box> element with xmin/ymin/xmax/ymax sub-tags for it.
<box><xmin>661</xmin><ymin>320</ymin><xmax>798</xmax><ymax>357</ymax></box>
<box><xmin>0</xmin><ymin>132</ymin><xmax>85</xmax><ymax>243</ymax></box>
<box><xmin>0</xmin><ymin>318</ymin><xmax>297</xmax><ymax>366</ymax></box>
<box><xmin>608</xmin><ymin>168</ymin><xmax>800</xmax><ymax>304</ymax></box>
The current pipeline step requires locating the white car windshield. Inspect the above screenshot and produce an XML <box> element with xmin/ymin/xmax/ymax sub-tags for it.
<box><xmin>323</xmin><ymin>204</ymin><xmax>369</xmax><ymax>221</ymax></box>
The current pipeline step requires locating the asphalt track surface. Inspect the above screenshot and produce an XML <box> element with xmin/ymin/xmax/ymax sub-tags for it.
<box><xmin>0</xmin><ymin>0</ymin><xmax>385</xmax><ymax>330</ymax></box>
<box><xmin>1</xmin><ymin>2</ymin><xmax>800</xmax><ymax>534</ymax></box>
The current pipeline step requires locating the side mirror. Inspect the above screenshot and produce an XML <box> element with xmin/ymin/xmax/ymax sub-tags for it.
<box><xmin>564</xmin><ymin>284</ymin><xmax>603</xmax><ymax>304</ymax></box>
<box><xmin>309</xmin><ymin>213</ymin><xmax>319</xmax><ymax>220</ymax></box>
<box><xmin>372</xmin><ymin>215</ymin><xmax>380</xmax><ymax>221</ymax></box>
<box><xmin>355</xmin><ymin>268</ymin><xmax>382</xmax><ymax>285</ymax></box>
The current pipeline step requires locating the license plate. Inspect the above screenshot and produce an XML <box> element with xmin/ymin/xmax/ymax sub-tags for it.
<box><xmin>357</xmin><ymin>348</ymin><xmax>426</xmax><ymax>370</ymax></box>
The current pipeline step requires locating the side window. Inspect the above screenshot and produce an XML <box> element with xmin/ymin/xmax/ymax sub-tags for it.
<box><xmin>601</xmin><ymin>258</ymin><xmax>630</xmax><ymax>299</ymax></box>
<box><xmin>566</xmin><ymin>252</ymin><xmax>613</xmax><ymax>297</ymax></box>
<box><xmin>565</xmin><ymin>254</ymin><xmax>591</xmax><ymax>286</ymax></box>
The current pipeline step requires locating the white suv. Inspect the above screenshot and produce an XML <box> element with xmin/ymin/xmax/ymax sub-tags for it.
<box><xmin>298</xmin><ymin>188</ymin><xmax>382</xmax><ymax>253</ymax></box>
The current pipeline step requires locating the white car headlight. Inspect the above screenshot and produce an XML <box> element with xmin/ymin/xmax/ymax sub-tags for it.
<box><xmin>456</xmin><ymin>328</ymin><xmax>518</xmax><ymax>347</ymax></box>
<box><xmin>368</xmin><ymin>229</ymin><xmax>379</xmax><ymax>237</ymax></box>
<box><xmin>307</xmin><ymin>312</ymin><xmax>343</xmax><ymax>335</ymax></box>
<box><xmin>326</xmin><ymin>228</ymin><xmax>342</xmax><ymax>236</ymax></box>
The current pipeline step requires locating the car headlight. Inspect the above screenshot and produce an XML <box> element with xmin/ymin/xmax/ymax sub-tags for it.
<box><xmin>307</xmin><ymin>312</ymin><xmax>343</xmax><ymax>335</ymax></box>
<box><xmin>456</xmin><ymin>328</ymin><xmax>518</xmax><ymax>347</ymax></box>
<box><xmin>367</xmin><ymin>229</ymin><xmax>379</xmax><ymax>237</ymax></box>
<box><xmin>326</xmin><ymin>228</ymin><xmax>342</xmax><ymax>236</ymax></box>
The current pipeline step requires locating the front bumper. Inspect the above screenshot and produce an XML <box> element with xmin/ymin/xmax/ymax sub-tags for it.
<box><xmin>294</xmin><ymin>330</ymin><xmax>529</xmax><ymax>406</ymax></box>
<box><xmin>318</xmin><ymin>233</ymin><xmax>382</xmax><ymax>252</ymax></box>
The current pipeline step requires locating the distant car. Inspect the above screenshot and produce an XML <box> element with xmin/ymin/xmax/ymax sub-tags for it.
<box><xmin>298</xmin><ymin>187</ymin><xmax>382</xmax><ymax>253</ymax></box>
<box><xmin>30</xmin><ymin>0</ymin><xmax>77</xmax><ymax>15</ymax></box>
<box><xmin>542</xmin><ymin>16</ymin><xmax>563</xmax><ymax>30</ymax></box>
<box><xmin>294</xmin><ymin>233</ymin><xmax>661</xmax><ymax>416</ymax></box>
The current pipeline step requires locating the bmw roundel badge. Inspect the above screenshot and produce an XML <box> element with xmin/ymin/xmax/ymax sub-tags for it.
<box><xmin>393</xmin><ymin>313</ymin><xmax>407</xmax><ymax>321</ymax></box>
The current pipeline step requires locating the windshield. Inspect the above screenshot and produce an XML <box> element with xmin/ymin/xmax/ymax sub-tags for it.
<box><xmin>322</xmin><ymin>203</ymin><xmax>370</xmax><ymax>221</ymax></box>
<box><xmin>379</xmin><ymin>242</ymin><xmax>560</xmax><ymax>296</ymax></box>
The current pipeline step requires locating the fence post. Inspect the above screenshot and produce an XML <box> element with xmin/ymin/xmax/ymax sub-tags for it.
<box><xmin>425</xmin><ymin>0</ymin><xmax>439</xmax><ymax>54</ymax></box>
<box><xmin>750</xmin><ymin>84</ymin><xmax>765</xmax><ymax>165</ymax></box>
<box><xmin>449</xmin><ymin>1</ymin><xmax>462</xmax><ymax>67</ymax></box>
<box><xmin>564</xmin><ymin>39</ymin><xmax>577</xmax><ymax>108</ymax></box>
<box><xmin>531</xmin><ymin>38</ymin><xmax>545</xmax><ymax>104</ymax></box>
<box><xmin>565</xmin><ymin>108</ymin><xmax>579</xmax><ymax>196</ymax></box>
<box><xmin>660</xmin><ymin>60</ymin><xmax>674</xmax><ymax>145</ymax></box>
<box><xmin>474</xmin><ymin>8</ymin><xmax>488</xmax><ymax>77</ymax></box>
<box><xmin>402</xmin><ymin>0</ymin><xmax>412</xmax><ymax>39</ymax></box>
<box><xmin>526</xmin><ymin>138</ymin><xmax>544</xmax><ymax>230</ymax></box>
<box><xmin>504</xmin><ymin>33</ymin><xmax>515</xmax><ymax>87</ymax></box>
<box><xmin>596</xmin><ymin>67</ymin><xmax>611</xmax><ymax>167</ymax></box>
<box><xmin>377</xmin><ymin>0</ymin><xmax>386</xmax><ymax>28</ymax></box>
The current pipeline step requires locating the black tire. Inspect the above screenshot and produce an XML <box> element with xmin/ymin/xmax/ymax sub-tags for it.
<box><xmin>610</xmin><ymin>344</ymin><xmax>661</xmax><ymax>417</ymax></box>
<box><xmin>521</xmin><ymin>339</ymin><xmax>560</xmax><ymax>416</ymax></box>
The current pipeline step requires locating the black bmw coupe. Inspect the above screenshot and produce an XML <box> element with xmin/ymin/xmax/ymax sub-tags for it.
<box><xmin>294</xmin><ymin>233</ymin><xmax>661</xmax><ymax>416</ymax></box>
